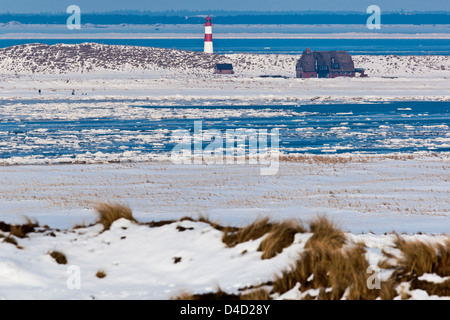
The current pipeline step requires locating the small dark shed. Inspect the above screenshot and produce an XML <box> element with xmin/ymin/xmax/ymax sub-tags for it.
<box><xmin>215</xmin><ymin>63</ymin><xmax>234</xmax><ymax>74</ymax></box>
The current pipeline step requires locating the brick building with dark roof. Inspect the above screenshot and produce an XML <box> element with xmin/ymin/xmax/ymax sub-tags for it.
<box><xmin>296</xmin><ymin>48</ymin><xmax>357</xmax><ymax>78</ymax></box>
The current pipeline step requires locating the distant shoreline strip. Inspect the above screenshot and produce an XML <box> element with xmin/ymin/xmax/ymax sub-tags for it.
<box><xmin>0</xmin><ymin>33</ymin><xmax>449</xmax><ymax>40</ymax></box>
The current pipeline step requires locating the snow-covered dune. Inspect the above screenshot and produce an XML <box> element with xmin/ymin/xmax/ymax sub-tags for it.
<box><xmin>0</xmin><ymin>43</ymin><xmax>448</xmax><ymax>78</ymax></box>
<box><xmin>1</xmin><ymin>213</ymin><xmax>449</xmax><ymax>300</ymax></box>
<box><xmin>0</xmin><ymin>43</ymin><xmax>448</xmax><ymax>101</ymax></box>
<box><xmin>0</xmin><ymin>43</ymin><xmax>225</xmax><ymax>75</ymax></box>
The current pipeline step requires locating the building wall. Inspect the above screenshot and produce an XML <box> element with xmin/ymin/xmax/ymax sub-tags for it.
<box><xmin>297</xmin><ymin>71</ymin><xmax>317</xmax><ymax>78</ymax></box>
<box><xmin>215</xmin><ymin>70</ymin><xmax>234</xmax><ymax>74</ymax></box>
<box><xmin>297</xmin><ymin>71</ymin><xmax>355</xmax><ymax>79</ymax></box>
<box><xmin>329</xmin><ymin>71</ymin><xmax>355</xmax><ymax>78</ymax></box>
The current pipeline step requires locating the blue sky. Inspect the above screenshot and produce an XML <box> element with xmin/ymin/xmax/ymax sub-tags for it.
<box><xmin>1</xmin><ymin>0</ymin><xmax>449</xmax><ymax>13</ymax></box>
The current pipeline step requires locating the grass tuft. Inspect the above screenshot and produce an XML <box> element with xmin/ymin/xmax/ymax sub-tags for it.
<box><xmin>394</xmin><ymin>237</ymin><xmax>450</xmax><ymax>278</ymax></box>
<box><xmin>0</xmin><ymin>218</ymin><xmax>38</xmax><ymax>238</ymax></box>
<box><xmin>391</xmin><ymin>237</ymin><xmax>450</xmax><ymax>297</ymax></box>
<box><xmin>240</xmin><ymin>289</ymin><xmax>270</xmax><ymax>300</ymax></box>
<box><xmin>222</xmin><ymin>218</ymin><xmax>274</xmax><ymax>248</ymax></box>
<box><xmin>173</xmin><ymin>291</ymin><xmax>196</xmax><ymax>300</ymax></box>
<box><xmin>273</xmin><ymin>243</ymin><xmax>395</xmax><ymax>300</ymax></box>
<box><xmin>306</xmin><ymin>216</ymin><xmax>346</xmax><ymax>250</ymax></box>
<box><xmin>258</xmin><ymin>220</ymin><xmax>306</xmax><ymax>259</ymax></box>
<box><xmin>174</xmin><ymin>288</ymin><xmax>240</xmax><ymax>300</ymax></box>
<box><xmin>273</xmin><ymin>217</ymin><xmax>395</xmax><ymax>300</ymax></box>
<box><xmin>2</xmin><ymin>236</ymin><xmax>23</xmax><ymax>249</ymax></box>
<box><xmin>95</xmin><ymin>203</ymin><xmax>137</xmax><ymax>230</ymax></box>
<box><xmin>50</xmin><ymin>251</ymin><xmax>67</xmax><ymax>265</ymax></box>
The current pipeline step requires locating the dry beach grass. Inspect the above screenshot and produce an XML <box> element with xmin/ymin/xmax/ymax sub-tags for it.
<box><xmin>95</xmin><ymin>202</ymin><xmax>137</xmax><ymax>230</ymax></box>
<box><xmin>1</xmin><ymin>203</ymin><xmax>449</xmax><ymax>300</ymax></box>
<box><xmin>171</xmin><ymin>213</ymin><xmax>449</xmax><ymax>300</ymax></box>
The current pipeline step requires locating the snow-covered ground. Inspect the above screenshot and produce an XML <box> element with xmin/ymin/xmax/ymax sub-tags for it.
<box><xmin>0</xmin><ymin>218</ymin><xmax>308</xmax><ymax>299</ymax></box>
<box><xmin>0</xmin><ymin>156</ymin><xmax>448</xmax><ymax>234</ymax></box>
<box><xmin>0</xmin><ymin>43</ymin><xmax>448</xmax><ymax>102</ymax></box>
<box><xmin>0</xmin><ymin>43</ymin><xmax>449</xmax><ymax>300</ymax></box>
<box><xmin>2</xmin><ymin>74</ymin><xmax>448</xmax><ymax>103</ymax></box>
<box><xmin>1</xmin><ymin>212</ymin><xmax>449</xmax><ymax>300</ymax></box>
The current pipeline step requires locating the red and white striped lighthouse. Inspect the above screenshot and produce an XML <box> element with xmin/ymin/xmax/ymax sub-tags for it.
<box><xmin>204</xmin><ymin>16</ymin><xmax>213</xmax><ymax>54</ymax></box>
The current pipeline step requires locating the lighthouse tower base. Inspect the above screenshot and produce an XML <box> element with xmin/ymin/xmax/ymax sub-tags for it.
<box><xmin>204</xmin><ymin>41</ymin><xmax>213</xmax><ymax>54</ymax></box>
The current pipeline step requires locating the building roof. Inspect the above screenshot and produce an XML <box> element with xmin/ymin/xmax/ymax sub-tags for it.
<box><xmin>296</xmin><ymin>50</ymin><xmax>355</xmax><ymax>72</ymax></box>
<box><xmin>215</xmin><ymin>63</ymin><xmax>233</xmax><ymax>70</ymax></box>
<box><xmin>297</xmin><ymin>51</ymin><xmax>316</xmax><ymax>72</ymax></box>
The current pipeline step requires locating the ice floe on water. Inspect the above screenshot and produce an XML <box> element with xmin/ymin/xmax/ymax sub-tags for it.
<box><xmin>0</xmin><ymin>100</ymin><xmax>448</xmax><ymax>165</ymax></box>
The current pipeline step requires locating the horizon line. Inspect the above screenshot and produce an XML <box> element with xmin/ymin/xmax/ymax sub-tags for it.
<box><xmin>0</xmin><ymin>10</ymin><xmax>449</xmax><ymax>15</ymax></box>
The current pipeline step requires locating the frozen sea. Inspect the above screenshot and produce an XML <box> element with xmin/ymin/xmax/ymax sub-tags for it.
<box><xmin>0</xmin><ymin>101</ymin><xmax>449</xmax><ymax>165</ymax></box>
